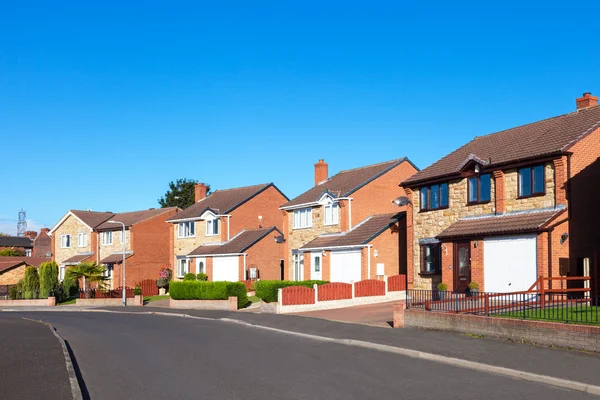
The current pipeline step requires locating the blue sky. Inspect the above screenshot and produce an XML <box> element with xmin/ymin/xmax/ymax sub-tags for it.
<box><xmin>1</xmin><ymin>1</ymin><xmax>599</xmax><ymax>233</ymax></box>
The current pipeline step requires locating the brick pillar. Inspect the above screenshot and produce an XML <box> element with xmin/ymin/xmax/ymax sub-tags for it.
<box><xmin>405</xmin><ymin>188</ymin><xmax>414</xmax><ymax>288</ymax></box>
<box><xmin>493</xmin><ymin>170</ymin><xmax>505</xmax><ymax>214</ymax></box>
<box><xmin>393</xmin><ymin>301</ymin><xmax>406</xmax><ymax>328</ymax></box>
<box><xmin>553</xmin><ymin>156</ymin><xmax>568</xmax><ymax>205</ymax></box>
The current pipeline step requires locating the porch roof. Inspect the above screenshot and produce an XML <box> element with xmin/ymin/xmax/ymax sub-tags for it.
<box><xmin>63</xmin><ymin>253</ymin><xmax>94</xmax><ymax>264</ymax></box>
<box><xmin>100</xmin><ymin>252</ymin><xmax>134</xmax><ymax>264</ymax></box>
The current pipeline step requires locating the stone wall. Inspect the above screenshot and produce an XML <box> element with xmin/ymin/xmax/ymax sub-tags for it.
<box><xmin>504</xmin><ymin>162</ymin><xmax>555</xmax><ymax>212</ymax></box>
<box><xmin>172</xmin><ymin>219</ymin><xmax>222</xmax><ymax>261</ymax></box>
<box><xmin>98</xmin><ymin>229</ymin><xmax>131</xmax><ymax>261</ymax></box>
<box><xmin>53</xmin><ymin>215</ymin><xmax>93</xmax><ymax>264</ymax></box>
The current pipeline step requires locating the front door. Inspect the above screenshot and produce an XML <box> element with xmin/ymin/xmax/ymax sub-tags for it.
<box><xmin>454</xmin><ymin>242</ymin><xmax>471</xmax><ymax>293</ymax></box>
<box><xmin>293</xmin><ymin>253</ymin><xmax>304</xmax><ymax>281</ymax></box>
<box><xmin>311</xmin><ymin>252</ymin><xmax>322</xmax><ymax>280</ymax></box>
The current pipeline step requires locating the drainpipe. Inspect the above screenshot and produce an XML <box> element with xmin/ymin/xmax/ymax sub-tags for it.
<box><xmin>243</xmin><ymin>254</ymin><xmax>247</xmax><ymax>280</ymax></box>
<box><xmin>367</xmin><ymin>245</ymin><xmax>372</xmax><ymax>279</ymax></box>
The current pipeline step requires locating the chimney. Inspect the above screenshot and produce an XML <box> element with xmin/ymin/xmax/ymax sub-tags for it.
<box><xmin>576</xmin><ymin>92</ymin><xmax>599</xmax><ymax>110</ymax></box>
<box><xmin>24</xmin><ymin>231</ymin><xmax>37</xmax><ymax>240</ymax></box>
<box><xmin>314</xmin><ymin>159</ymin><xmax>328</xmax><ymax>186</ymax></box>
<box><xmin>194</xmin><ymin>183</ymin><xmax>208</xmax><ymax>202</ymax></box>
<box><xmin>40</xmin><ymin>228</ymin><xmax>50</xmax><ymax>234</ymax></box>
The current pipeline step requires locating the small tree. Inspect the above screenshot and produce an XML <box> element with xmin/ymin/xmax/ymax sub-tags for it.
<box><xmin>0</xmin><ymin>248</ymin><xmax>25</xmax><ymax>257</ymax></box>
<box><xmin>65</xmin><ymin>262</ymin><xmax>108</xmax><ymax>298</ymax></box>
<box><xmin>60</xmin><ymin>274</ymin><xmax>79</xmax><ymax>300</ymax></box>
<box><xmin>39</xmin><ymin>261</ymin><xmax>59</xmax><ymax>298</ymax></box>
<box><xmin>23</xmin><ymin>266</ymin><xmax>40</xmax><ymax>299</ymax></box>
<box><xmin>158</xmin><ymin>178</ymin><xmax>210</xmax><ymax>209</ymax></box>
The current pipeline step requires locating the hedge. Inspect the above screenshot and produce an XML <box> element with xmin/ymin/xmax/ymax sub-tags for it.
<box><xmin>169</xmin><ymin>281</ymin><xmax>248</xmax><ymax>309</ymax></box>
<box><xmin>255</xmin><ymin>280</ymin><xmax>329</xmax><ymax>303</ymax></box>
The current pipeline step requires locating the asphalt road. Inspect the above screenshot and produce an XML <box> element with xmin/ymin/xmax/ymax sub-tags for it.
<box><xmin>2</xmin><ymin>312</ymin><xmax>597</xmax><ymax>400</ymax></box>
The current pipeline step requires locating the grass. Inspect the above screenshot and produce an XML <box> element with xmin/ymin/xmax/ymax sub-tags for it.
<box><xmin>496</xmin><ymin>305</ymin><xmax>600</xmax><ymax>326</ymax></box>
<box><xmin>143</xmin><ymin>295</ymin><xmax>169</xmax><ymax>304</ymax></box>
<box><xmin>57</xmin><ymin>297</ymin><xmax>77</xmax><ymax>305</ymax></box>
<box><xmin>248</xmin><ymin>295</ymin><xmax>260</xmax><ymax>304</ymax></box>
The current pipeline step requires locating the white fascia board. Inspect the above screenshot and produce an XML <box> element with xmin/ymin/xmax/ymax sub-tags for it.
<box><xmin>167</xmin><ymin>217</ymin><xmax>201</xmax><ymax>223</ymax></box>
<box><xmin>49</xmin><ymin>211</ymin><xmax>93</xmax><ymax>236</ymax></box>
<box><xmin>200</xmin><ymin>210</ymin><xmax>217</xmax><ymax>220</ymax></box>
<box><xmin>187</xmin><ymin>253</ymin><xmax>245</xmax><ymax>258</ymax></box>
<box><xmin>279</xmin><ymin>202</ymin><xmax>319</xmax><ymax>211</ymax></box>
<box><xmin>299</xmin><ymin>244</ymin><xmax>367</xmax><ymax>252</ymax></box>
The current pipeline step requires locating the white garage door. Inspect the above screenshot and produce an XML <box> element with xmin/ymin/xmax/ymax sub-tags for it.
<box><xmin>212</xmin><ymin>256</ymin><xmax>239</xmax><ymax>282</ymax></box>
<box><xmin>330</xmin><ymin>250</ymin><xmax>362</xmax><ymax>283</ymax></box>
<box><xmin>484</xmin><ymin>235</ymin><xmax>537</xmax><ymax>293</ymax></box>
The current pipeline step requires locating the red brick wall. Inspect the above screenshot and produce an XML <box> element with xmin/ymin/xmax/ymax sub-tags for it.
<box><xmin>405</xmin><ymin>188</ymin><xmax>415</xmax><ymax>288</ymax></box>
<box><xmin>441</xmin><ymin>242</ymin><xmax>454</xmax><ymax>291</ymax></box>
<box><xmin>227</xmin><ymin>186</ymin><xmax>287</xmax><ymax>240</ymax></box>
<box><xmin>33</xmin><ymin>230</ymin><xmax>51</xmax><ymax>258</ymax></box>
<box><xmin>367</xmin><ymin>222</ymin><xmax>403</xmax><ymax>279</ymax></box>
<box><xmin>244</xmin><ymin>230</ymin><xmax>284</xmax><ymax>281</ymax></box>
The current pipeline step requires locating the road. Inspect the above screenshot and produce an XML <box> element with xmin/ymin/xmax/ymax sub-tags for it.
<box><xmin>1</xmin><ymin>312</ymin><xmax>597</xmax><ymax>400</ymax></box>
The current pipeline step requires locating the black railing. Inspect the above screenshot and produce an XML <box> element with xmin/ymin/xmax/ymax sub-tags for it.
<box><xmin>78</xmin><ymin>287</ymin><xmax>134</xmax><ymax>299</ymax></box>
<box><xmin>406</xmin><ymin>289</ymin><xmax>600</xmax><ymax>326</ymax></box>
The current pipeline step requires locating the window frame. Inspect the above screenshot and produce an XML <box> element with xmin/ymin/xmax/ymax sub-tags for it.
<box><xmin>60</xmin><ymin>234</ymin><xmax>71</xmax><ymax>248</ymax></box>
<box><xmin>178</xmin><ymin>221</ymin><xmax>195</xmax><ymax>238</ymax></box>
<box><xmin>101</xmin><ymin>231</ymin><xmax>113</xmax><ymax>246</ymax></box>
<box><xmin>177</xmin><ymin>259</ymin><xmax>189</xmax><ymax>278</ymax></box>
<box><xmin>59</xmin><ymin>266</ymin><xmax>66</xmax><ymax>281</ymax></box>
<box><xmin>419</xmin><ymin>183</ymin><xmax>449</xmax><ymax>211</ymax></box>
<box><xmin>420</xmin><ymin>243</ymin><xmax>441</xmax><ymax>275</ymax></box>
<box><xmin>467</xmin><ymin>173</ymin><xmax>491</xmax><ymax>205</ymax></box>
<box><xmin>293</xmin><ymin>208</ymin><xmax>313</xmax><ymax>229</ymax></box>
<box><xmin>518</xmin><ymin>165</ymin><xmax>546</xmax><ymax>198</ymax></box>
<box><xmin>77</xmin><ymin>232</ymin><xmax>87</xmax><ymax>248</ymax></box>
<box><xmin>323</xmin><ymin>203</ymin><xmax>339</xmax><ymax>226</ymax></box>
<box><xmin>25</xmin><ymin>248</ymin><xmax>32</xmax><ymax>257</ymax></box>
<box><xmin>206</xmin><ymin>218</ymin><xmax>219</xmax><ymax>236</ymax></box>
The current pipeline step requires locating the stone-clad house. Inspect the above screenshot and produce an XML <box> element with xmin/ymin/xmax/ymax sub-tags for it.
<box><xmin>167</xmin><ymin>183</ymin><xmax>288</xmax><ymax>281</ymax></box>
<box><xmin>401</xmin><ymin>93</ymin><xmax>600</xmax><ymax>295</ymax></box>
<box><xmin>280</xmin><ymin>158</ymin><xmax>418</xmax><ymax>283</ymax></box>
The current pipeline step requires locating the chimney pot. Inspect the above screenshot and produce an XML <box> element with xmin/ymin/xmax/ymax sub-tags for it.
<box><xmin>576</xmin><ymin>92</ymin><xmax>598</xmax><ymax>110</ymax></box>
<box><xmin>314</xmin><ymin>159</ymin><xmax>328</xmax><ymax>186</ymax></box>
<box><xmin>195</xmin><ymin>183</ymin><xmax>208</xmax><ymax>202</ymax></box>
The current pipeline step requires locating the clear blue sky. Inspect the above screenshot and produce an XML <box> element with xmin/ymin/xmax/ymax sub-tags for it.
<box><xmin>1</xmin><ymin>1</ymin><xmax>599</xmax><ymax>233</ymax></box>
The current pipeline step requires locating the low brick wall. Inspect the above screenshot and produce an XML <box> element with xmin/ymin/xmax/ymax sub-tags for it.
<box><xmin>0</xmin><ymin>298</ymin><xmax>55</xmax><ymax>307</ymax></box>
<box><xmin>76</xmin><ymin>296</ymin><xmax>142</xmax><ymax>307</ymax></box>
<box><xmin>170</xmin><ymin>297</ymin><xmax>237</xmax><ymax>311</ymax></box>
<box><xmin>404</xmin><ymin>309</ymin><xmax>600</xmax><ymax>352</ymax></box>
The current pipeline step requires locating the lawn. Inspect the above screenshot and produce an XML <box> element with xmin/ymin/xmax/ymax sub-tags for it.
<box><xmin>496</xmin><ymin>305</ymin><xmax>600</xmax><ymax>326</ymax></box>
<box><xmin>143</xmin><ymin>295</ymin><xmax>169</xmax><ymax>304</ymax></box>
<box><xmin>57</xmin><ymin>298</ymin><xmax>77</xmax><ymax>305</ymax></box>
<box><xmin>248</xmin><ymin>295</ymin><xmax>260</xmax><ymax>304</ymax></box>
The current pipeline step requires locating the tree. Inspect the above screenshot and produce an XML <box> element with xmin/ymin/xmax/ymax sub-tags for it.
<box><xmin>0</xmin><ymin>232</ymin><xmax>10</xmax><ymax>236</ymax></box>
<box><xmin>23</xmin><ymin>266</ymin><xmax>40</xmax><ymax>299</ymax></box>
<box><xmin>0</xmin><ymin>248</ymin><xmax>25</xmax><ymax>256</ymax></box>
<box><xmin>65</xmin><ymin>262</ymin><xmax>109</xmax><ymax>298</ymax></box>
<box><xmin>158</xmin><ymin>178</ymin><xmax>210</xmax><ymax>209</ymax></box>
<box><xmin>39</xmin><ymin>261</ymin><xmax>59</xmax><ymax>298</ymax></box>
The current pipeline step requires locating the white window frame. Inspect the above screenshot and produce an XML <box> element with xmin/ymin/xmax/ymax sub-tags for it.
<box><xmin>177</xmin><ymin>258</ymin><xmax>189</xmax><ymax>278</ymax></box>
<box><xmin>60</xmin><ymin>234</ymin><xmax>71</xmax><ymax>248</ymax></box>
<box><xmin>25</xmin><ymin>248</ymin><xmax>32</xmax><ymax>257</ymax></box>
<box><xmin>293</xmin><ymin>208</ymin><xmax>313</xmax><ymax>229</ymax></box>
<box><xmin>324</xmin><ymin>203</ymin><xmax>339</xmax><ymax>225</ymax></box>
<box><xmin>59</xmin><ymin>266</ymin><xmax>66</xmax><ymax>281</ymax></box>
<box><xmin>178</xmin><ymin>221</ymin><xmax>195</xmax><ymax>238</ymax></box>
<box><xmin>101</xmin><ymin>231</ymin><xmax>113</xmax><ymax>246</ymax></box>
<box><xmin>206</xmin><ymin>218</ymin><xmax>219</xmax><ymax>236</ymax></box>
<box><xmin>77</xmin><ymin>232</ymin><xmax>87</xmax><ymax>248</ymax></box>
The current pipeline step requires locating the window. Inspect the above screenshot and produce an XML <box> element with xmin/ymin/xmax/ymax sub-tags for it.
<box><xmin>198</xmin><ymin>261</ymin><xmax>205</xmax><ymax>274</ymax></box>
<box><xmin>518</xmin><ymin>165</ymin><xmax>545</xmax><ymax>197</ymax></box>
<box><xmin>25</xmin><ymin>249</ymin><xmax>32</xmax><ymax>257</ymax></box>
<box><xmin>178</xmin><ymin>221</ymin><xmax>195</xmax><ymax>238</ymax></box>
<box><xmin>101</xmin><ymin>231</ymin><xmax>112</xmax><ymax>246</ymax></box>
<box><xmin>314</xmin><ymin>256</ymin><xmax>321</xmax><ymax>272</ymax></box>
<box><xmin>206</xmin><ymin>218</ymin><xmax>219</xmax><ymax>236</ymax></box>
<box><xmin>77</xmin><ymin>232</ymin><xmax>87</xmax><ymax>247</ymax></box>
<box><xmin>420</xmin><ymin>243</ymin><xmax>441</xmax><ymax>274</ymax></box>
<box><xmin>177</xmin><ymin>259</ymin><xmax>189</xmax><ymax>278</ymax></box>
<box><xmin>59</xmin><ymin>266</ymin><xmax>66</xmax><ymax>281</ymax></box>
<box><xmin>468</xmin><ymin>173</ymin><xmax>491</xmax><ymax>204</ymax></box>
<box><xmin>293</xmin><ymin>208</ymin><xmax>313</xmax><ymax>229</ymax></box>
<box><xmin>103</xmin><ymin>264</ymin><xmax>113</xmax><ymax>278</ymax></box>
<box><xmin>60</xmin><ymin>235</ymin><xmax>71</xmax><ymax>248</ymax></box>
<box><xmin>420</xmin><ymin>183</ymin><xmax>449</xmax><ymax>211</ymax></box>
<box><xmin>324</xmin><ymin>203</ymin><xmax>339</xmax><ymax>225</ymax></box>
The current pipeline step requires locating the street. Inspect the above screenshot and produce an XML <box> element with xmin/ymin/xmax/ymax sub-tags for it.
<box><xmin>1</xmin><ymin>312</ymin><xmax>597</xmax><ymax>400</ymax></box>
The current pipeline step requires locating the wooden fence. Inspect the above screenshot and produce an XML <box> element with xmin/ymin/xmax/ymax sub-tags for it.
<box><xmin>318</xmin><ymin>282</ymin><xmax>352</xmax><ymax>301</ymax></box>
<box><xmin>137</xmin><ymin>279</ymin><xmax>159</xmax><ymax>296</ymax></box>
<box><xmin>281</xmin><ymin>286</ymin><xmax>315</xmax><ymax>305</ymax></box>
<box><xmin>388</xmin><ymin>275</ymin><xmax>406</xmax><ymax>291</ymax></box>
<box><xmin>355</xmin><ymin>279</ymin><xmax>385</xmax><ymax>297</ymax></box>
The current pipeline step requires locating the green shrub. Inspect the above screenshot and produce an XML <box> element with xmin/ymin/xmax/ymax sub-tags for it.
<box><xmin>255</xmin><ymin>280</ymin><xmax>328</xmax><ymax>303</ymax></box>
<box><xmin>196</xmin><ymin>273</ymin><xmax>208</xmax><ymax>281</ymax></box>
<box><xmin>0</xmin><ymin>248</ymin><xmax>25</xmax><ymax>257</ymax></box>
<box><xmin>169</xmin><ymin>281</ymin><xmax>248</xmax><ymax>309</ymax></box>
<box><xmin>61</xmin><ymin>275</ymin><xmax>79</xmax><ymax>300</ymax></box>
<box><xmin>23</xmin><ymin>266</ymin><xmax>40</xmax><ymax>299</ymax></box>
<box><xmin>39</xmin><ymin>261</ymin><xmax>59</xmax><ymax>298</ymax></box>
<box><xmin>9</xmin><ymin>280</ymin><xmax>23</xmax><ymax>300</ymax></box>
<box><xmin>183</xmin><ymin>273</ymin><xmax>196</xmax><ymax>281</ymax></box>
<box><xmin>133</xmin><ymin>285</ymin><xmax>142</xmax><ymax>296</ymax></box>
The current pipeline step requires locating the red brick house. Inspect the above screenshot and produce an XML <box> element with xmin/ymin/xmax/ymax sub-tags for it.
<box><xmin>280</xmin><ymin>158</ymin><xmax>418</xmax><ymax>283</ymax></box>
<box><xmin>0</xmin><ymin>257</ymin><xmax>49</xmax><ymax>285</ymax></box>
<box><xmin>0</xmin><ymin>235</ymin><xmax>34</xmax><ymax>256</ymax></box>
<box><xmin>167</xmin><ymin>183</ymin><xmax>288</xmax><ymax>281</ymax></box>
<box><xmin>33</xmin><ymin>228</ymin><xmax>52</xmax><ymax>258</ymax></box>
<box><xmin>401</xmin><ymin>93</ymin><xmax>600</xmax><ymax>295</ymax></box>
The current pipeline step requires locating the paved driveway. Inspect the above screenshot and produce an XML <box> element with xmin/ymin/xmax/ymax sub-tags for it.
<box><xmin>293</xmin><ymin>301</ymin><xmax>398</xmax><ymax>327</ymax></box>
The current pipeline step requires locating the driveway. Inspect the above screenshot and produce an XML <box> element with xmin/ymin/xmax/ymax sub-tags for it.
<box><xmin>292</xmin><ymin>301</ymin><xmax>398</xmax><ymax>327</ymax></box>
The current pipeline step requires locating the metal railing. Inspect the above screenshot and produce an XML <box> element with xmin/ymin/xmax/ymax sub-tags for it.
<box><xmin>78</xmin><ymin>287</ymin><xmax>134</xmax><ymax>299</ymax></box>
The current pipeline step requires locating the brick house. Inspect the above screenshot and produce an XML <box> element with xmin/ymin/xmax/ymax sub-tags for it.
<box><xmin>401</xmin><ymin>93</ymin><xmax>600</xmax><ymax>295</ymax></box>
<box><xmin>50</xmin><ymin>208</ymin><xmax>178</xmax><ymax>287</ymax></box>
<box><xmin>0</xmin><ymin>236</ymin><xmax>34</xmax><ymax>256</ymax></box>
<box><xmin>280</xmin><ymin>158</ymin><xmax>418</xmax><ymax>283</ymax></box>
<box><xmin>167</xmin><ymin>183</ymin><xmax>288</xmax><ymax>280</ymax></box>
<box><xmin>0</xmin><ymin>257</ymin><xmax>49</xmax><ymax>285</ymax></box>
<box><xmin>33</xmin><ymin>228</ymin><xmax>52</xmax><ymax>258</ymax></box>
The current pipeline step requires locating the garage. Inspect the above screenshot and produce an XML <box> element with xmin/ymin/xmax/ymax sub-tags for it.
<box><xmin>212</xmin><ymin>256</ymin><xmax>240</xmax><ymax>282</ymax></box>
<box><xmin>330</xmin><ymin>250</ymin><xmax>362</xmax><ymax>283</ymax></box>
<box><xmin>484</xmin><ymin>234</ymin><xmax>537</xmax><ymax>293</ymax></box>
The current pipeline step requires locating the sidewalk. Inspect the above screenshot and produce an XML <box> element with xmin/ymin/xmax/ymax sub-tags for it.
<box><xmin>0</xmin><ymin>316</ymin><xmax>73</xmax><ymax>400</ymax></box>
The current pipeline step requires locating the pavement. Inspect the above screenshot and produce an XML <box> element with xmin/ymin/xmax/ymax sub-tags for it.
<box><xmin>292</xmin><ymin>301</ymin><xmax>398</xmax><ymax>327</ymax></box>
<box><xmin>2</xmin><ymin>311</ymin><xmax>598</xmax><ymax>400</ymax></box>
<box><xmin>0</xmin><ymin>317</ymin><xmax>73</xmax><ymax>400</ymax></box>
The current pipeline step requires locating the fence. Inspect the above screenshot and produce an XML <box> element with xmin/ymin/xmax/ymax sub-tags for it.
<box><xmin>137</xmin><ymin>279</ymin><xmax>159</xmax><ymax>296</ymax></box>
<box><xmin>318</xmin><ymin>282</ymin><xmax>352</xmax><ymax>301</ymax></box>
<box><xmin>79</xmin><ymin>287</ymin><xmax>134</xmax><ymax>299</ymax></box>
<box><xmin>281</xmin><ymin>286</ymin><xmax>315</xmax><ymax>305</ymax></box>
<box><xmin>407</xmin><ymin>276</ymin><xmax>599</xmax><ymax>325</ymax></box>
<box><xmin>388</xmin><ymin>275</ymin><xmax>407</xmax><ymax>291</ymax></box>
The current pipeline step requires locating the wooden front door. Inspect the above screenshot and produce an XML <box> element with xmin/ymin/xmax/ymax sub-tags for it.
<box><xmin>454</xmin><ymin>242</ymin><xmax>471</xmax><ymax>293</ymax></box>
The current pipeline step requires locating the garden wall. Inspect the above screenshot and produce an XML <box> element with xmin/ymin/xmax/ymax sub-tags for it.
<box><xmin>170</xmin><ymin>296</ymin><xmax>237</xmax><ymax>311</ymax></box>
<box><xmin>0</xmin><ymin>298</ymin><xmax>55</xmax><ymax>307</ymax></box>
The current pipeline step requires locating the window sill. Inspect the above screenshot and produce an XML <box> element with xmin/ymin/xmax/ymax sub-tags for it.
<box><xmin>419</xmin><ymin>206</ymin><xmax>449</xmax><ymax>213</ymax></box>
<box><xmin>292</xmin><ymin>226</ymin><xmax>313</xmax><ymax>230</ymax></box>
<box><xmin>467</xmin><ymin>200</ymin><xmax>491</xmax><ymax>206</ymax></box>
<box><xmin>323</xmin><ymin>223</ymin><xmax>339</xmax><ymax>226</ymax></box>
<box><xmin>177</xmin><ymin>236</ymin><xmax>196</xmax><ymax>239</ymax></box>
<box><xmin>419</xmin><ymin>271</ymin><xmax>440</xmax><ymax>276</ymax></box>
<box><xmin>517</xmin><ymin>193</ymin><xmax>546</xmax><ymax>200</ymax></box>
<box><xmin>205</xmin><ymin>233</ymin><xmax>219</xmax><ymax>237</ymax></box>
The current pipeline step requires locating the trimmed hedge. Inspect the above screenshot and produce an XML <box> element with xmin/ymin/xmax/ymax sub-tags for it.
<box><xmin>169</xmin><ymin>281</ymin><xmax>248</xmax><ymax>309</ymax></box>
<box><xmin>255</xmin><ymin>280</ymin><xmax>328</xmax><ymax>303</ymax></box>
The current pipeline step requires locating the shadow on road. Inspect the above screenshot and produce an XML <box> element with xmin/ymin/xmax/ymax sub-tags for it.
<box><xmin>65</xmin><ymin>339</ymin><xmax>90</xmax><ymax>400</ymax></box>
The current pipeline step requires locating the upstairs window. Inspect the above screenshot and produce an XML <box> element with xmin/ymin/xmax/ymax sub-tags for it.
<box><xmin>77</xmin><ymin>232</ymin><xmax>87</xmax><ymax>247</ymax></box>
<box><xmin>519</xmin><ymin>165</ymin><xmax>545</xmax><ymax>197</ymax></box>
<box><xmin>420</xmin><ymin>243</ymin><xmax>441</xmax><ymax>274</ymax></box>
<box><xmin>293</xmin><ymin>208</ymin><xmax>312</xmax><ymax>229</ymax></box>
<box><xmin>324</xmin><ymin>203</ymin><xmax>339</xmax><ymax>225</ymax></box>
<box><xmin>420</xmin><ymin>183</ymin><xmax>449</xmax><ymax>211</ymax></box>
<box><xmin>60</xmin><ymin>234</ymin><xmax>71</xmax><ymax>248</ymax></box>
<box><xmin>468</xmin><ymin>174</ymin><xmax>491</xmax><ymax>204</ymax></box>
<box><xmin>206</xmin><ymin>218</ymin><xmax>219</xmax><ymax>236</ymax></box>
<box><xmin>178</xmin><ymin>222</ymin><xmax>195</xmax><ymax>238</ymax></box>
<box><xmin>101</xmin><ymin>231</ymin><xmax>112</xmax><ymax>246</ymax></box>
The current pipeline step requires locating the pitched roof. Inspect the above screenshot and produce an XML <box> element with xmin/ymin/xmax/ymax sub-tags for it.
<box><xmin>188</xmin><ymin>227</ymin><xmax>282</xmax><ymax>256</ymax></box>
<box><xmin>168</xmin><ymin>183</ymin><xmax>281</xmax><ymax>222</ymax></box>
<box><xmin>436</xmin><ymin>209</ymin><xmax>565</xmax><ymax>240</ymax></box>
<box><xmin>100</xmin><ymin>252</ymin><xmax>134</xmax><ymax>264</ymax></box>
<box><xmin>96</xmin><ymin>208</ymin><xmax>177</xmax><ymax>230</ymax></box>
<box><xmin>282</xmin><ymin>159</ymin><xmax>413</xmax><ymax>208</ymax></box>
<box><xmin>0</xmin><ymin>260</ymin><xmax>29</xmax><ymax>273</ymax></box>
<box><xmin>70</xmin><ymin>210</ymin><xmax>115</xmax><ymax>228</ymax></box>
<box><xmin>300</xmin><ymin>213</ymin><xmax>404</xmax><ymax>250</ymax></box>
<box><xmin>62</xmin><ymin>253</ymin><xmax>94</xmax><ymax>264</ymax></box>
<box><xmin>403</xmin><ymin>105</ymin><xmax>600</xmax><ymax>186</ymax></box>
<box><xmin>0</xmin><ymin>236</ymin><xmax>33</xmax><ymax>248</ymax></box>
<box><xmin>0</xmin><ymin>257</ymin><xmax>50</xmax><ymax>268</ymax></box>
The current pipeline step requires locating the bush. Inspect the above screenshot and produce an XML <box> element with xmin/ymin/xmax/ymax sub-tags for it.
<box><xmin>39</xmin><ymin>261</ymin><xmax>59</xmax><ymax>298</ymax></box>
<box><xmin>133</xmin><ymin>285</ymin><xmax>142</xmax><ymax>296</ymax></box>
<box><xmin>9</xmin><ymin>280</ymin><xmax>23</xmax><ymax>300</ymax></box>
<box><xmin>0</xmin><ymin>248</ymin><xmax>25</xmax><ymax>257</ymax></box>
<box><xmin>437</xmin><ymin>282</ymin><xmax>448</xmax><ymax>291</ymax></box>
<box><xmin>196</xmin><ymin>273</ymin><xmax>208</xmax><ymax>281</ymax></box>
<box><xmin>157</xmin><ymin>267</ymin><xmax>172</xmax><ymax>288</ymax></box>
<box><xmin>255</xmin><ymin>280</ymin><xmax>328</xmax><ymax>303</ymax></box>
<box><xmin>23</xmin><ymin>266</ymin><xmax>40</xmax><ymax>299</ymax></box>
<box><xmin>183</xmin><ymin>273</ymin><xmax>197</xmax><ymax>281</ymax></box>
<box><xmin>169</xmin><ymin>281</ymin><xmax>248</xmax><ymax>309</ymax></box>
<box><xmin>60</xmin><ymin>275</ymin><xmax>79</xmax><ymax>300</ymax></box>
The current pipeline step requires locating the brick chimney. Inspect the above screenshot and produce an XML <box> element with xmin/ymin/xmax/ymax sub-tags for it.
<box><xmin>576</xmin><ymin>92</ymin><xmax>599</xmax><ymax>109</ymax></box>
<box><xmin>40</xmin><ymin>228</ymin><xmax>50</xmax><ymax>234</ymax></box>
<box><xmin>314</xmin><ymin>159</ymin><xmax>328</xmax><ymax>186</ymax></box>
<box><xmin>24</xmin><ymin>231</ymin><xmax>37</xmax><ymax>240</ymax></box>
<box><xmin>195</xmin><ymin>183</ymin><xmax>208</xmax><ymax>202</ymax></box>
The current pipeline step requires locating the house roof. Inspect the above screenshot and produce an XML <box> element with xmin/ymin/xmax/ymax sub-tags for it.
<box><xmin>100</xmin><ymin>252</ymin><xmax>134</xmax><ymax>264</ymax></box>
<box><xmin>0</xmin><ymin>236</ymin><xmax>34</xmax><ymax>248</ymax></box>
<box><xmin>96</xmin><ymin>208</ymin><xmax>178</xmax><ymax>231</ymax></box>
<box><xmin>70</xmin><ymin>210</ymin><xmax>115</xmax><ymax>228</ymax></box>
<box><xmin>62</xmin><ymin>253</ymin><xmax>94</xmax><ymax>264</ymax></box>
<box><xmin>0</xmin><ymin>256</ymin><xmax>49</xmax><ymax>268</ymax></box>
<box><xmin>300</xmin><ymin>213</ymin><xmax>404</xmax><ymax>250</ymax></box>
<box><xmin>188</xmin><ymin>227</ymin><xmax>283</xmax><ymax>256</ymax></box>
<box><xmin>402</xmin><ymin>104</ymin><xmax>600</xmax><ymax>186</ymax></box>
<box><xmin>0</xmin><ymin>260</ymin><xmax>30</xmax><ymax>273</ymax></box>
<box><xmin>282</xmin><ymin>159</ymin><xmax>414</xmax><ymax>209</ymax></box>
<box><xmin>168</xmin><ymin>183</ymin><xmax>283</xmax><ymax>222</ymax></box>
<box><xmin>436</xmin><ymin>208</ymin><xmax>565</xmax><ymax>240</ymax></box>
